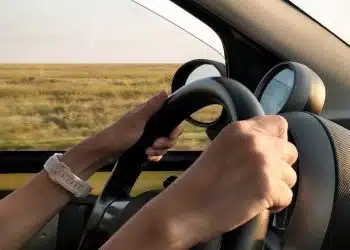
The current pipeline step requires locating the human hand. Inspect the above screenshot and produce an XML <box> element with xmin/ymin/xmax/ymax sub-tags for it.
<box><xmin>140</xmin><ymin>115</ymin><xmax>298</xmax><ymax>248</ymax></box>
<box><xmin>62</xmin><ymin>91</ymin><xmax>182</xmax><ymax>178</ymax></box>
<box><xmin>94</xmin><ymin>90</ymin><xmax>182</xmax><ymax>161</ymax></box>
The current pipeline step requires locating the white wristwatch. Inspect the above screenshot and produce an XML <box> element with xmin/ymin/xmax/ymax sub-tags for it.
<box><xmin>43</xmin><ymin>153</ymin><xmax>92</xmax><ymax>198</ymax></box>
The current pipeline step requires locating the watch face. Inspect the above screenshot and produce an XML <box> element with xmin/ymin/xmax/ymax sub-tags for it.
<box><xmin>260</xmin><ymin>68</ymin><xmax>294</xmax><ymax>115</ymax></box>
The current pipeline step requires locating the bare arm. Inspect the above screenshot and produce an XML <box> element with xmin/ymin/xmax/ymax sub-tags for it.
<box><xmin>0</xmin><ymin>137</ymin><xmax>108</xmax><ymax>250</ymax></box>
<box><xmin>0</xmin><ymin>171</ymin><xmax>71</xmax><ymax>249</ymax></box>
<box><xmin>100</xmin><ymin>206</ymin><xmax>184</xmax><ymax>250</ymax></box>
<box><xmin>101</xmin><ymin>116</ymin><xmax>298</xmax><ymax>250</ymax></box>
<box><xmin>0</xmin><ymin>94</ymin><xmax>297</xmax><ymax>250</ymax></box>
<box><xmin>0</xmin><ymin>91</ymin><xmax>181</xmax><ymax>250</ymax></box>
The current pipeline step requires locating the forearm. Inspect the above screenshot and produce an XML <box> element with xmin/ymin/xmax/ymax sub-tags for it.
<box><xmin>0</xmin><ymin>137</ymin><xmax>105</xmax><ymax>250</ymax></box>
<box><xmin>100</xmin><ymin>205</ymin><xmax>185</xmax><ymax>250</ymax></box>
<box><xmin>0</xmin><ymin>94</ymin><xmax>178</xmax><ymax>250</ymax></box>
<box><xmin>0</xmin><ymin>170</ymin><xmax>72</xmax><ymax>250</ymax></box>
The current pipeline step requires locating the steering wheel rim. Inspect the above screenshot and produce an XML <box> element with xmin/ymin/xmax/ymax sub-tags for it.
<box><xmin>78</xmin><ymin>76</ymin><xmax>268</xmax><ymax>250</ymax></box>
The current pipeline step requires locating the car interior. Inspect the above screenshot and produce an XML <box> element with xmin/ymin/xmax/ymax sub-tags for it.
<box><xmin>1</xmin><ymin>0</ymin><xmax>350</xmax><ymax>249</ymax></box>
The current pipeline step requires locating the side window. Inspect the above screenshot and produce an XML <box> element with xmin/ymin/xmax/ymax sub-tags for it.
<box><xmin>0</xmin><ymin>0</ymin><xmax>225</xmax><ymax>151</ymax></box>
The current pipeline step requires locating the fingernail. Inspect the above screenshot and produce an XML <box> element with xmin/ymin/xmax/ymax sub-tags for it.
<box><xmin>149</xmin><ymin>155</ymin><xmax>162</xmax><ymax>162</ymax></box>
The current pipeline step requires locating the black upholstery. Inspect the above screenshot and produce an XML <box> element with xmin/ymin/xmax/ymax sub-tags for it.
<box><xmin>318</xmin><ymin>117</ymin><xmax>350</xmax><ymax>249</ymax></box>
<box><xmin>275</xmin><ymin>112</ymin><xmax>350</xmax><ymax>249</ymax></box>
<box><xmin>23</xmin><ymin>215</ymin><xmax>59</xmax><ymax>250</ymax></box>
<box><xmin>56</xmin><ymin>199</ymin><xmax>94</xmax><ymax>250</ymax></box>
<box><xmin>21</xmin><ymin>197</ymin><xmax>95</xmax><ymax>250</ymax></box>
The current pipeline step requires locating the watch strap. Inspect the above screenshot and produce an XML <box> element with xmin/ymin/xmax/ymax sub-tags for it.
<box><xmin>43</xmin><ymin>153</ymin><xmax>92</xmax><ymax>198</ymax></box>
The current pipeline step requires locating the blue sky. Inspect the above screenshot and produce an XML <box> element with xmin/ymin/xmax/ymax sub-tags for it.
<box><xmin>0</xmin><ymin>0</ymin><xmax>348</xmax><ymax>63</ymax></box>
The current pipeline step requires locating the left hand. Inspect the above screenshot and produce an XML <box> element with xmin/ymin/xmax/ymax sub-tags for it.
<box><xmin>62</xmin><ymin>91</ymin><xmax>182</xmax><ymax>178</ymax></box>
<box><xmin>98</xmin><ymin>90</ymin><xmax>182</xmax><ymax>161</ymax></box>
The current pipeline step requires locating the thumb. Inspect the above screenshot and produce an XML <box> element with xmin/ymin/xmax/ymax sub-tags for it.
<box><xmin>137</xmin><ymin>91</ymin><xmax>168</xmax><ymax>120</ymax></box>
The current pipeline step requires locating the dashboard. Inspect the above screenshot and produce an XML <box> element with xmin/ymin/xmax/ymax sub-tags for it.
<box><xmin>259</xmin><ymin>68</ymin><xmax>294</xmax><ymax>115</ymax></box>
<box><xmin>254</xmin><ymin>61</ymin><xmax>325</xmax><ymax>116</ymax></box>
<box><xmin>171</xmin><ymin>60</ymin><xmax>326</xmax><ymax>139</ymax></box>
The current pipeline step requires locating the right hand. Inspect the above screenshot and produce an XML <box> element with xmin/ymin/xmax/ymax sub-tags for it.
<box><xmin>143</xmin><ymin>115</ymin><xmax>298</xmax><ymax>248</ymax></box>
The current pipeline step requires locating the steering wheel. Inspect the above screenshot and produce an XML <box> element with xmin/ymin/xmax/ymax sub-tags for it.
<box><xmin>78</xmin><ymin>76</ymin><xmax>269</xmax><ymax>250</ymax></box>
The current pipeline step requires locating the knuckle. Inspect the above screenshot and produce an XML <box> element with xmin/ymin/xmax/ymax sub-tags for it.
<box><xmin>275</xmin><ymin>115</ymin><xmax>288</xmax><ymax>128</ymax></box>
<box><xmin>288</xmin><ymin>167</ymin><xmax>298</xmax><ymax>188</ymax></box>
<box><xmin>220</xmin><ymin>122</ymin><xmax>245</xmax><ymax>138</ymax></box>
<box><xmin>278</xmin><ymin>185</ymin><xmax>294</xmax><ymax>209</ymax></box>
<box><xmin>275</xmin><ymin>115</ymin><xmax>288</xmax><ymax>134</ymax></box>
<box><xmin>286</xmin><ymin>187</ymin><xmax>294</xmax><ymax>204</ymax></box>
<box><xmin>290</xmin><ymin>143</ymin><xmax>299</xmax><ymax>160</ymax></box>
<box><xmin>230</xmin><ymin>121</ymin><xmax>250</xmax><ymax>133</ymax></box>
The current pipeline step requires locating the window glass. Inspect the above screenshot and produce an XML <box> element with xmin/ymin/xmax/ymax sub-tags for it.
<box><xmin>0</xmin><ymin>0</ymin><xmax>225</xmax><ymax>151</ymax></box>
<box><xmin>289</xmin><ymin>0</ymin><xmax>350</xmax><ymax>45</ymax></box>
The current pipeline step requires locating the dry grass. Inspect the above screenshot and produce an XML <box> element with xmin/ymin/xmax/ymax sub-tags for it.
<box><xmin>0</xmin><ymin>64</ymin><xmax>216</xmax><ymax>150</ymax></box>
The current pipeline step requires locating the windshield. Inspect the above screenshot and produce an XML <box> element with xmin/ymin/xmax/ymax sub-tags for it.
<box><xmin>289</xmin><ymin>0</ymin><xmax>350</xmax><ymax>45</ymax></box>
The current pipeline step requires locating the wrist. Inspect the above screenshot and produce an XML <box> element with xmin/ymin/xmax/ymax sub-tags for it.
<box><xmin>143</xmin><ymin>175</ymin><xmax>212</xmax><ymax>249</ymax></box>
<box><xmin>61</xmin><ymin>138</ymin><xmax>111</xmax><ymax>180</ymax></box>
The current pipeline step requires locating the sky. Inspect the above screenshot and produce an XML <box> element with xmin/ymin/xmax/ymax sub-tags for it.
<box><xmin>0</xmin><ymin>0</ymin><xmax>224</xmax><ymax>63</ymax></box>
<box><xmin>290</xmin><ymin>0</ymin><xmax>350</xmax><ymax>45</ymax></box>
<box><xmin>0</xmin><ymin>0</ymin><xmax>348</xmax><ymax>63</ymax></box>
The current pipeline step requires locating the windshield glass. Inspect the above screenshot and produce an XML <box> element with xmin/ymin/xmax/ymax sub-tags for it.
<box><xmin>289</xmin><ymin>0</ymin><xmax>350</xmax><ymax>45</ymax></box>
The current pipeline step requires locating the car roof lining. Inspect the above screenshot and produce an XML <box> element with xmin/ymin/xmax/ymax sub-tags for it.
<box><xmin>190</xmin><ymin>0</ymin><xmax>350</xmax><ymax>118</ymax></box>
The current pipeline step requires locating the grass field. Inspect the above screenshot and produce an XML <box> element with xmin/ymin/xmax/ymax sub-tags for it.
<box><xmin>0</xmin><ymin>64</ymin><xmax>215</xmax><ymax>151</ymax></box>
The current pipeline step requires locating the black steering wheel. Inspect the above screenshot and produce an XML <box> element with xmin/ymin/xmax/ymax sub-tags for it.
<box><xmin>78</xmin><ymin>76</ymin><xmax>269</xmax><ymax>250</ymax></box>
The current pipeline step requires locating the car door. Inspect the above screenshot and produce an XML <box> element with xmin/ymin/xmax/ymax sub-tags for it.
<box><xmin>0</xmin><ymin>0</ymin><xmax>225</xmax><ymax>249</ymax></box>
